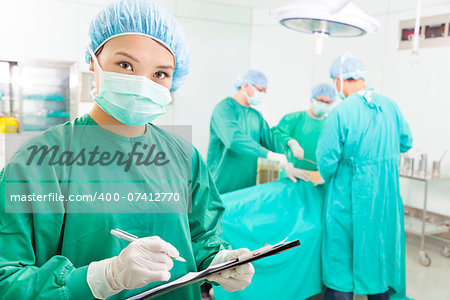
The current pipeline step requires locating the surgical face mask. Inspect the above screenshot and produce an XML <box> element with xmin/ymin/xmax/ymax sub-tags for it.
<box><xmin>334</xmin><ymin>78</ymin><xmax>346</xmax><ymax>101</ymax></box>
<box><xmin>312</xmin><ymin>99</ymin><xmax>331</xmax><ymax>117</ymax></box>
<box><xmin>89</xmin><ymin>48</ymin><xmax>172</xmax><ymax>126</ymax></box>
<box><xmin>245</xmin><ymin>85</ymin><xmax>265</xmax><ymax>106</ymax></box>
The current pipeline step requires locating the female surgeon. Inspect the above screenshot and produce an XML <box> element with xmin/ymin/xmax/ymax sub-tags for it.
<box><xmin>0</xmin><ymin>0</ymin><xmax>254</xmax><ymax>299</ymax></box>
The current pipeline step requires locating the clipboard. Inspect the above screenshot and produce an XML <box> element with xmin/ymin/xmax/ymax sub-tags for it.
<box><xmin>127</xmin><ymin>239</ymin><xmax>300</xmax><ymax>300</ymax></box>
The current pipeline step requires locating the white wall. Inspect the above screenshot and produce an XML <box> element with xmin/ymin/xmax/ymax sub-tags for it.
<box><xmin>0</xmin><ymin>0</ymin><xmax>252</xmax><ymax>156</ymax></box>
<box><xmin>250</xmin><ymin>0</ymin><xmax>450</xmax><ymax>215</ymax></box>
<box><xmin>172</xmin><ymin>0</ymin><xmax>252</xmax><ymax>155</ymax></box>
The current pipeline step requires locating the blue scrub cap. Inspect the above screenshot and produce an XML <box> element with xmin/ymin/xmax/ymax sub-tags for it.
<box><xmin>311</xmin><ymin>83</ymin><xmax>337</xmax><ymax>102</ymax></box>
<box><xmin>85</xmin><ymin>0</ymin><xmax>190</xmax><ymax>92</ymax></box>
<box><xmin>234</xmin><ymin>70</ymin><xmax>268</xmax><ymax>90</ymax></box>
<box><xmin>329</xmin><ymin>53</ymin><xmax>367</xmax><ymax>80</ymax></box>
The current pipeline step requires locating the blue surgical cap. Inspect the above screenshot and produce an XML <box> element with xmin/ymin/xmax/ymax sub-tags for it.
<box><xmin>85</xmin><ymin>0</ymin><xmax>190</xmax><ymax>92</ymax></box>
<box><xmin>329</xmin><ymin>53</ymin><xmax>367</xmax><ymax>80</ymax></box>
<box><xmin>311</xmin><ymin>83</ymin><xmax>337</xmax><ymax>102</ymax></box>
<box><xmin>234</xmin><ymin>70</ymin><xmax>268</xmax><ymax>90</ymax></box>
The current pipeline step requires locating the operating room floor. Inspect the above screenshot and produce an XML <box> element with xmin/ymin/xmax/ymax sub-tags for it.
<box><xmin>307</xmin><ymin>234</ymin><xmax>450</xmax><ymax>300</ymax></box>
<box><xmin>354</xmin><ymin>234</ymin><xmax>450</xmax><ymax>300</ymax></box>
<box><xmin>401</xmin><ymin>234</ymin><xmax>450</xmax><ymax>300</ymax></box>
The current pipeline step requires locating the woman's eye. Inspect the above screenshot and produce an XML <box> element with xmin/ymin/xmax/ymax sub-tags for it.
<box><xmin>119</xmin><ymin>62</ymin><xmax>133</xmax><ymax>71</ymax></box>
<box><xmin>154</xmin><ymin>71</ymin><xmax>168</xmax><ymax>79</ymax></box>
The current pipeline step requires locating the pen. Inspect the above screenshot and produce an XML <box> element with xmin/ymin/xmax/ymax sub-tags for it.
<box><xmin>110</xmin><ymin>228</ymin><xmax>186</xmax><ymax>262</ymax></box>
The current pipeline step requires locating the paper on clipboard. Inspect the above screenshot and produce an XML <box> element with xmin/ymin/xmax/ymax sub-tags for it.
<box><xmin>126</xmin><ymin>239</ymin><xmax>300</xmax><ymax>300</ymax></box>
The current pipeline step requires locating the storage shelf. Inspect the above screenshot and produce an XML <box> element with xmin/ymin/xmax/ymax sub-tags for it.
<box><xmin>1</xmin><ymin>60</ymin><xmax>76</xmax><ymax>134</ymax></box>
<box><xmin>404</xmin><ymin>216</ymin><xmax>450</xmax><ymax>236</ymax></box>
<box><xmin>23</xmin><ymin>98</ymin><xmax>65</xmax><ymax>102</ymax></box>
<box><xmin>23</xmin><ymin>114</ymin><xmax>69</xmax><ymax>118</ymax></box>
<box><xmin>21</xmin><ymin>83</ymin><xmax>69</xmax><ymax>89</ymax></box>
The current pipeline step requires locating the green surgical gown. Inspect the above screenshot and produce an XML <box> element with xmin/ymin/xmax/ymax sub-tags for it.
<box><xmin>272</xmin><ymin>110</ymin><xmax>326</xmax><ymax>171</ymax></box>
<box><xmin>316</xmin><ymin>90</ymin><xmax>413</xmax><ymax>298</ymax></box>
<box><xmin>207</xmin><ymin>97</ymin><xmax>281</xmax><ymax>194</ymax></box>
<box><xmin>0</xmin><ymin>114</ymin><xmax>229</xmax><ymax>299</ymax></box>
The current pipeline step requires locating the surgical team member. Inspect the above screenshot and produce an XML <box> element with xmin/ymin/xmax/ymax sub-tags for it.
<box><xmin>273</xmin><ymin>83</ymin><xmax>336</xmax><ymax>172</ymax></box>
<box><xmin>207</xmin><ymin>70</ymin><xmax>288</xmax><ymax>194</ymax></box>
<box><xmin>316</xmin><ymin>54</ymin><xmax>413</xmax><ymax>300</ymax></box>
<box><xmin>0</xmin><ymin>1</ymin><xmax>254</xmax><ymax>299</ymax></box>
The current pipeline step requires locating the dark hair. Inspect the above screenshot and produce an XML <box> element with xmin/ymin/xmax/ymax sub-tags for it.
<box><xmin>95</xmin><ymin>44</ymin><xmax>105</xmax><ymax>56</ymax></box>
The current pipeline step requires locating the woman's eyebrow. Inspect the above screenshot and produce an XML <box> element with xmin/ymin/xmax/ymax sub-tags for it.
<box><xmin>156</xmin><ymin>65</ymin><xmax>174</xmax><ymax>70</ymax></box>
<box><xmin>115</xmin><ymin>51</ymin><xmax>140</xmax><ymax>63</ymax></box>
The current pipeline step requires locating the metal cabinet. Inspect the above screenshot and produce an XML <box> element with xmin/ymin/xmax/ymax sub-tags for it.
<box><xmin>0</xmin><ymin>59</ymin><xmax>78</xmax><ymax>132</ymax></box>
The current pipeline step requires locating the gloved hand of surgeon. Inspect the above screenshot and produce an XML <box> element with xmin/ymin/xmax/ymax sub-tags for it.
<box><xmin>287</xmin><ymin>139</ymin><xmax>304</xmax><ymax>160</ymax></box>
<box><xmin>206</xmin><ymin>249</ymin><xmax>255</xmax><ymax>292</ymax></box>
<box><xmin>267</xmin><ymin>151</ymin><xmax>288</xmax><ymax>166</ymax></box>
<box><xmin>284</xmin><ymin>163</ymin><xmax>312</xmax><ymax>183</ymax></box>
<box><xmin>87</xmin><ymin>236</ymin><xmax>179</xmax><ymax>299</ymax></box>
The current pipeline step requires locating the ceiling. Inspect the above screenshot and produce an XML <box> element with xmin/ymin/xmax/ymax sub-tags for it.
<box><xmin>190</xmin><ymin>0</ymin><xmax>293</xmax><ymax>9</ymax></box>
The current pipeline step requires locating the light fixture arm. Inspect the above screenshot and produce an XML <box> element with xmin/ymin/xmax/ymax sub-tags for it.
<box><xmin>412</xmin><ymin>0</ymin><xmax>422</xmax><ymax>55</ymax></box>
<box><xmin>329</xmin><ymin>0</ymin><xmax>352</xmax><ymax>14</ymax></box>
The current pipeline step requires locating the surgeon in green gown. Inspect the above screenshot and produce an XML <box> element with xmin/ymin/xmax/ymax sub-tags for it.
<box><xmin>316</xmin><ymin>53</ymin><xmax>413</xmax><ymax>300</ymax></box>
<box><xmin>273</xmin><ymin>83</ymin><xmax>336</xmax><ymax>171</ymax></box>
<box><xmin>207</xmin><ymin>70</ymin><xmax>289</xmax><ymax>194</ymax></box>
<box><xmin>0</xmin><ymin>1</ymin><xmax>255</xmax><ymax>299</ymax></box>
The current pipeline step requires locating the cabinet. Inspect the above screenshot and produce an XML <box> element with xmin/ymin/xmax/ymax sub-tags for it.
<box><xmin>0</xmin><ymin>60</ymin><xmax>78</xmax><ymax>132</ymax></box>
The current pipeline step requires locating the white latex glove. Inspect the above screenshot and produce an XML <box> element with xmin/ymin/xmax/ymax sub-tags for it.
<box><xmin>285</xmin><ymin>163</ymin><xmax>312</xmax><ymax>183</ymax></box>
<box><xmin>87</xmin><ymin>236</ymin><xmax>179</xmax><ymax>299</ymax></box>
<box><xmin>287</xmin><ymin>139</ymin><xmax>304</xmax><ymax>160</ymax></box>
<box><xmin>267</xmin><ymin>151</ymin><xmax>288</xmax><ymax>167</ymax></box>
<box><xmin>206</xmin><ymin>249</ymin><xmax>255</xmax><ymax>292</ymax></box>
